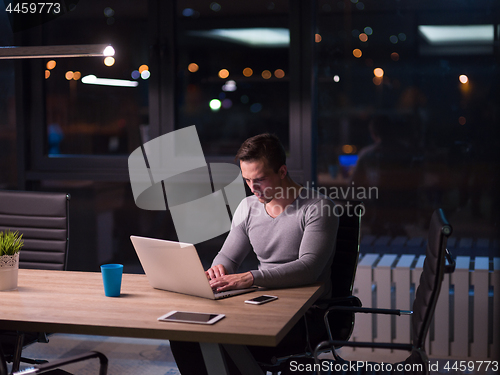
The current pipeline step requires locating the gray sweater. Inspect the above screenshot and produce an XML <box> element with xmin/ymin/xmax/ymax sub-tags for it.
<box><xmin>212</xmin><ymin>189</ymin><xmax>338</xmax><ymax>298</ymax></box>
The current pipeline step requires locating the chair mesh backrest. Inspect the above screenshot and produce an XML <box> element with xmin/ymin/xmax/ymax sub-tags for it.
<box><xmin>330</xmin><ymin>200</ymin><xmax>363</xmax><ymax>298</ymax></box>
<box><xmin>412</xmin><ymin>209</ymin><xmax>452</xmax><ymax>349</ymax></box>
<box><xmin>0</xmin><ymin>190</ymin><xmax>69</xmax><ymax>270</ymax></box>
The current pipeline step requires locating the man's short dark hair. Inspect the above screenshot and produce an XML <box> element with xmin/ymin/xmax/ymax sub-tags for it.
<box><xmin>236</xmin><ymin>133</ymin><xmax>286</xmax><ymax>173</ymax></box>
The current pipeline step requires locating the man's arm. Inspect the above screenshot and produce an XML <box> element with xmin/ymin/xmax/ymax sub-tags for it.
<box><xmin>250</xmin><ymin>199</ymin><xmax>338</xmax><ymax>289</ymax></box>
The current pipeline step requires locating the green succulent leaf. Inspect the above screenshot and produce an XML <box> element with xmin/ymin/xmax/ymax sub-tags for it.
<box><xmin>0</xmin><ymin>230</ymin><xmax>24</xmax><ymax>256</ymax></box>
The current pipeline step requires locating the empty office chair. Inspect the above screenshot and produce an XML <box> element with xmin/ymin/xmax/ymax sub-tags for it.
<box><xmin>314</xmin><ymin>208</ymin><xmax>455</xmax><ymax>375</ymax></box>
<box><xmin>258</xmin><ymin>200</ymin><xmax>363</xmax><ymax>374</ymax></box>
<box><xmin>0</xmin><ymin>190</ymin><xmax>70</xmax><ymax>372</ymax></box>
<box><xmin>0</xmin><ymin>346</ymin><xmax>108</xmax><ymax>375</ymax></box>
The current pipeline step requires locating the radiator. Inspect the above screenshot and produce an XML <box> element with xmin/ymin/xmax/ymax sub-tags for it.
<box><xmin>345</xmin><ymin>253</ymin><xmax>500</xmax><ymax>360</ymax></box>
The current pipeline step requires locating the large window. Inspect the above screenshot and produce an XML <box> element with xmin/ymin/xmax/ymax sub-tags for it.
<box><xmin>176</xmin><ymin>0</ymin><xmax>290</xmax><ymax>155</ymax></box>
<box><xmin>41</xmin><ymin>1</ymin><xmax>150</xmax><ymax>156</ymax></box>
<box><xmin>316</xmin><ymin>0</ymin><xmax>500</xmax><ymax>244</ymax></box>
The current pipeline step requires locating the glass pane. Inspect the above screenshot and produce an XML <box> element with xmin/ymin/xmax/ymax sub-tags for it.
<box><xmin>0</xmin><ymin>12</ymin><xmax>16</xmax><ymax>189</ymax></box>
<box><xmin>176</xmin><ymin>0</ymin><xmax>290</xmax><ymax>155</ymax></box>
<box><xmin>43</xmin><ymin>0</ymin><xmax>149</xmax><ymax>156</ymax></box>
<box><xmin>316</xmin><ymin>1</ymin><xmax>499</xmax><ymax>246</ymax></box>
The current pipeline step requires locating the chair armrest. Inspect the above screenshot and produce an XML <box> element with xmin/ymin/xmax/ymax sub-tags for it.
<box><xmin>327</xmin><ymin>305</ymin><xmax>413</xmax><ymax>316</ymax></box>
<box><xmin>12</xmin><ymin>351</ymin><xmax>108</xmax><ymax>375</ymax></box>
<box><xmin>314</xmin><ymin>295</ymin><xmax>362</xmax><ymax>308</ymax></box>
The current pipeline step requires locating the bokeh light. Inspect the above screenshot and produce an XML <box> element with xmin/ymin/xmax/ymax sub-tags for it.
<box><xmin>46</xmin><ymin>60</ymin><xmax>56</xmax><ymax>70</ymax></box>
<box><xmin>45</xmin><ymin>70</ymin><xmax>50</xmax><ymax>79</ymax></box>
<box><xmin>373</xmin><ymin>68</ymin><xmax>384</xmax><ymax>78</ymax></box>
<box><xmin>261</xmin><ymin>70</ymin><xmax>272</xmax><ymax>79</ymax></box>
<box><xmin>364</xmin><ymin>27</ymin><xmax>373</xmax><ymax>35</ymax></box>
<box><xmin>333</xmin><ymin>75</ymin><xmax>340</xmax><ymax>82</ymax></box>
<box><xmin>139</xmin><ymin>65</ymin><xmax>149</xmax><ymax>73</ymax></box>
<box><xmin>458</xmin><ymin>116</ymin><xmax>467</xmax><ymax>125</ymax></box>
<box><xmin>218</xmin><ymin>69</ymin><xmax>229</xmax><ymax>79</ymax></box>
<box><xmin>353</xmin><ymin>49</ymin><xmax>362</xmax><ymax>58</ymax></box>
<box><xmin>459</xmin><ymin>75</ymin><xmax>468</xmax><ymax>84</ymax></box>
<box><xmin>359</xmin><ymin>33</ymin><xmax>368</xmax><ymax>42</ymax></box>
<box><xmin>315</xmin><ymin>34</ymin><xmax>322</xmax><ymax>43</ymax></box>
<box><xmin>274</xmin><ymin>69</ymin><xmax>285</xmax><ymax>79</ymax></box>
<box><xmin>342</xmin><ymin>145</ymin><xmax>357</xmax><ymax>154</ymax></box>
<box><xmin>104</xmin><ymin>56</ymin><xmax>115</xmax><ymax>66</ymax></box>
<box><xmin>243</xmin><ymin>67</ymin><xmax>253</xmax><ymax>77</ymax></box>
<box><xmin>391</xmin><ymin>52</ymin><xmax>400</xmax><ymax>61</ymax></box>
<box><xmin>373</xmin><ymin>77</ymin><xmax>383</xmax><ymax>85</ymax></box>
<box><xmin>73</xmin><ymin>71</ymin><xmax>81</xmax><ymax>80</ymax></box>
<box><xmin>209</xmin><ymin>99</ymin><xmax>222</xmax><ymax>111</ymax></box>
<box><xmin>65</xmin><ymin>71</ymin><xmax>74</xmax><ymax>80</ymax></box>
<box><xmin>188</xmin><ymin>63</ymin><xmax>199</xmax><ymax>73</ymax></box>
<box><xmin>141</xmin><ymin>70</ymin><xmax>151</xmax><ymax>79</ymax></box>
<box><xmin>222</xmin><ymin>98</ymin><xmax>233</xmax><ymax>109</ymax></box>
<box><xmin>131</xmin><ymin>70</ymin><xmax>140</xmax><ymax>79</ymax></box>
<box><xmin>250</xmin><ymin>103</ymin><xmax>262</xmax><ymax>113</ymax></box>
<box><xmin>390</xmin><ymin>35</ymin><xmax>398</xmax><ymax>44</ymax></box>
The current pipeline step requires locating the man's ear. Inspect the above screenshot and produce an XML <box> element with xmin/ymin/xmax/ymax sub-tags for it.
<box><xmin>279</xmin><ymin>165</ymin><xmax>287</xmax><ymax>179</ymax></box>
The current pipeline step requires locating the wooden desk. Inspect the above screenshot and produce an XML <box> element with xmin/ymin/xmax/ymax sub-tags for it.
<box><xmin>0</xmin><ymin>269</ymin><xmax>323</xmax><ymax>374</ymax></box>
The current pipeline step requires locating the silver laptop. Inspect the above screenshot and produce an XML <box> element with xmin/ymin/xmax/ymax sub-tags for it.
<box><xmin>130</xmin><ymin>235</ymin><xmax>256</xmax><ymax>300</ymax></box>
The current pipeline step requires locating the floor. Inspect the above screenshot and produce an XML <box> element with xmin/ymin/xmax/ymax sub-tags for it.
<box><xmin>13</xmin><ymin>334</ymin><xmax>498</xmax><ymax>374</ymax></box>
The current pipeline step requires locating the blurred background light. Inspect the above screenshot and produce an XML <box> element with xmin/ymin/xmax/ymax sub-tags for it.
<box><xmin>250</xmin><ymin>103</ymin><xmax>262</xmax><ymax>113</ymax></box>
<box><xmin>65</xmin><ymin>71</ymin><xmax>74</xmax><ymax>80</ymax></box>
<box><xmin>222</xmin><ymin>98</ymin><xmax>232</xmax><ymax>109</ymax></box>
<box><xmin>138</xmin><ymin>65</ymin><xmax>149</xmax><ymax>73</ymax></box>
<box><xmin>333</xmin><ymin>75</ymin><xmax>340</xmax><ymax>82</ymax></box>
<box><xmin>103</xmin><ymin>46</ymin><xmax>115</xmax><ymax>56</ymax></box>
<box><xmin>82</xmin><ymin>75</ymin><xmax>139</xmax><ymax>87</ymax></box>
<box><xmin>353</xmin><ymin>49</ymin><xmax>362</xmax><ymax>58</ymax></box>
<box><xmin>45</xmin><ymin>70</ymin><xmax>50</xmax><ymax>79</ymax></box>
<box><xmin>131</xmin><ymin>70</ymin><xmax>140</xmax><ymax>79</ymax></box>
<box><xmin>459</xmin><ymin>74</ymin><xmax>468</xmax><ymax>84</ymax></box>
<box><xmin>182</xmin><ymin>8</ymin><xmax>195</xmax><ymax>17</ymax></box>
<box><xmin>261</xmin><ymin>70</ymin><xmax>272</xmax><ymax>79</ymax></box>
<box><xmin>222</xmin><ymin>80</ymin><xmax>237</xmax><ymax>92</ymax></box>
<box><xmin>391</xmin><ymin>52</ymin><xmax>399</xmax><ymax>61</ymax></box>
<box><xmin>141</xmin><ymin>70</ymin><xmax>150</xmax><ymax>79</ymax></box>
<box><xmin>419</xmin><ymin>25</ymin><xmax>493</xmax><ymax>45</ymax></box>
<box><xmin>274</xmin><ymin>69</ymin><xmax>285</xmax><ymax>78</ymax></box>
<box><xmin>188</xmin><ymin>63</ymin><xmax>199</xmax><ymax>72</ymax></box>
<box><xmin>46</xmin><ymin>60</ymin><xmax>56</xmax><ymax>70</ymax></box>
<box><xmin>390</xmin><ymin>35</ymin><xmax>398</xmax><ymax>44</ymax></box>
<box><xmin>188</xmin><ymin>28</ymin><xmax>290</xmax><ymax>47</ymax></box>
<box><xmin>364</xmin><ymin>27</ymin><xmax>373</xmax><ymax>35</ymax></box>
<box><xmin>104</xmin><ymin>56</ymin><xmax>115</xmax><ymax>66</ymax></box>
<box><xmin>73</xmin><ymin>71</ymin><xmax>81</xmax><ymax>80</ymax></box>
<box><xmin>315</xmin><ymin>34</ymin><xmax>322</xmax><ymax>43</ymax></box>
<box><xmin>359</xmin><ymin>33</ymin><xmax>368</xmax><ymax>42</ymax></box>
<box><xmin>243</xmin><ymin>67</ymin><xmax>253</xmax><ymax>77</ymax></box>
<box><xmin>373</xmin><ymin>68</ymin><xmax>384</xmax><ymax>77</ymax></box>
<box><xmin>459</xmin><ymin>116</ymin><xmax>467</xmax><ymax>125</ymax></box>
<box><xmin>218</xmin><ymin>69</ymin><xmax>229</xmax><ymax>79</ymax></box>
<box><xmin>209</xmin><ymin>99</ymin><xmax>222</xmax><ymax>110</ymax></box>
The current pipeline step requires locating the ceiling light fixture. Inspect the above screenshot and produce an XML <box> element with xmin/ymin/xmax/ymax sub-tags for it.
<box><xmin>0</xmin><ymin>44</ymin><xmax>114</xmax><ymax>60</ymax></box>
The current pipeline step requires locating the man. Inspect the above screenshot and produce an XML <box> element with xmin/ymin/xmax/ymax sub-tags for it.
<box><xmin>171</xmin><ymin>133</ymin><xmax>338</xmax><ymax>374</ymax></box>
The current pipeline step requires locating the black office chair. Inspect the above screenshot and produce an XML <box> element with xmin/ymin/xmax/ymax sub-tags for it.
<box><xmin>0</xmin><ymin>190</ymin><xmax>70</xmax><ymax>372</ymax></box>
<box><xmin>314</xmin><ymin>208</ymin><xmax>455</xmax><ymax>375</ymax></box>
<box><xmin>258</xmin><ymin>200</ymin><xmax>363</xmax><ymax>374</ymax></box>
<box><xmin>0</xmin><ymin>346</ymin><xmax>108</xmax><ymax>375</ymax></box>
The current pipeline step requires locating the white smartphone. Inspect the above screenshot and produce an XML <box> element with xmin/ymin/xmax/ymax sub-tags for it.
<box><xmin>244</xmin><ymin>295</ymin><xmax>278</xmax><ymax>305</ymax></box>
<box><xmin>157</xmin><ymin>311</ymin><xmax>225</xmax><ymax>325</ymax></box>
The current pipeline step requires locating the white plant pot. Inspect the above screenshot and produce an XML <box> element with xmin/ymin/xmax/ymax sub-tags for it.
<box><xmin>0</xmin><ymin>253</ymin><xmax>19</xmax><ymax>291</ymax></box>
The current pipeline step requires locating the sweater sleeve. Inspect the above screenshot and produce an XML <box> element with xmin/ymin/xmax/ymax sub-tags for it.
<box><xmin>211</xmin><ymin>199</ymin><xmax>253</xmax><ymax>274</ymax></box>
<box><xmin>250</xmin><ymin>199</ymin><xmax>338</xmax><ymax>289</ymax></box>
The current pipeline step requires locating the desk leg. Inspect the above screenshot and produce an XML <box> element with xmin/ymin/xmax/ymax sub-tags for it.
<box><xmin>223</xmin><ymin>344</ymin><xmax>264</xmax><ymax>375</ymax></box>
<box><xmin>199</xmin><ymin>342</ymin><xmax>230</xmax><ymax>375</ymax></box>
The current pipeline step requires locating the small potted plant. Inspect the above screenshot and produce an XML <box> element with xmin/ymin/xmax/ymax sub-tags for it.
<box><xmin>0</xmin><ymin>230</ymin><xmax>24</xmax><ymax>291</ymax></box>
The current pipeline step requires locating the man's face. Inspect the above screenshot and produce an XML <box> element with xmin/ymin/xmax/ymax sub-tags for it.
<box><xmin>240</xmin><ymin>158</ymin><xmax>286</xmax><ymax>203</ymax></box>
